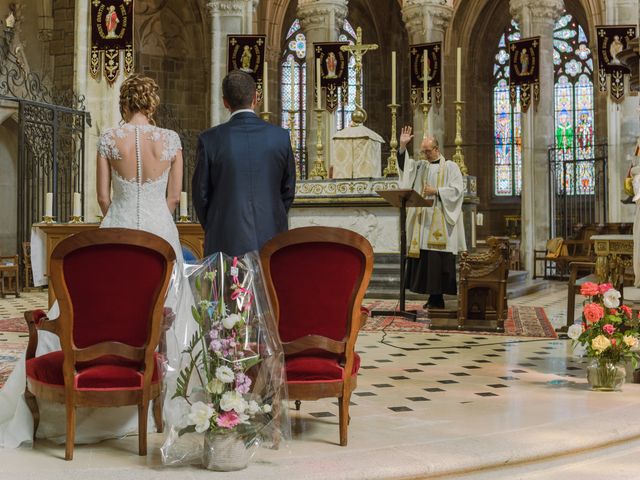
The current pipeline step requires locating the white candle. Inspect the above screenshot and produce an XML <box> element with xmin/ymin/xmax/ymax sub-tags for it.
<box><xmin>73</xmin><ymin>192</ymin><xmax>81</xmax><ymax>217</ymax></box>
<box><xmin>315</xmin><ymin>57</ymin><xmax>322</xmax><ymax>110</ymax></box>
<box><xmin>290</xmin><ymin>60</ymin><xmax>295</xmax><ymax>109</ymax></box>
<box><xmin>45</xmin><ymin>192</ymin><xmax>53</xmax><ymax>217</ymax></box>
<box><xmin>423</xmin><ymin>51</ymin><xmax>429</xmax><ymax>98</ymax></box>
<box><xmin>180</xmin><ymin>191</ymin><xmax>188</xmax><ymax>217</ymax></box>
<box><xmin>391</xmin><ymin>51</ymin><xmax>396</xmax><ymax>104</ymax></box>
<box><xmin>456</xmin><ymin>47</ymin><xmax>462</xmax><ymax>102</ymax></box>
<box><xmin>262</xmin><ymin>61</ymin><xmax>268</xmax><ymax>111</ymax></box>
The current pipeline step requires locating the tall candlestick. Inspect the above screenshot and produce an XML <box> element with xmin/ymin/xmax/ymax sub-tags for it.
<box><xmin>180</xmin><ymin>191</ymin><xmax>188</xmax><ymax>217</ymax></box>
<box><xmin>391</xmin><ymin>51</ymin><xmax>396</xmax><ymax>105</ymax></box>
<box><xmin>290</xmin><ymin>60</ymin><xmax>295</xmax><ymax>109</ymax></box>
<box><xmin>262</xmin><ymin>61</ymin><xmax>268</xmax><ymax>111</ymax></box>
<box><xmin>73</xmin><ymin>192</ymin><xmax>81</xmax><ymax>217</ymax></box>
<box><xmin>456</xmin><ymin>47</ymin><xmax>462</xmax><ymax>102</ymax></box>
<box><xmin>45</xmin><ymin>192</ymin><xmax>53</xmax><ymax>217</ymax></box>
<box><xmin>423</xmin><ymin>51</ymin><xmax>429</xmax><ymax>96</ymax></box>
<box><xmin>315</xmin><ymin>58</ymin><xmax>322</xmax><ymax>110</ymax></box>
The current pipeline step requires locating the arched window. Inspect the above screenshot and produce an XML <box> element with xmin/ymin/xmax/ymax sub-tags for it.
<box><xmin>553</xmin><ymin>13</ymin><xmax>595</xmax><ymax>195</ymax></box>
<box><xmin>336</xmin><ymin>19</ymin><xmax>359</xmax><ymax>130</ymax></box>
<box><xmin>493</xmin><ymin>20</ymin><xmax>522</xmax><ymax>197</ymax></box>
<box><xmin>281</xmin><ymin>19</ymin><xmax>307</xmax><ymax>177</ymax></box>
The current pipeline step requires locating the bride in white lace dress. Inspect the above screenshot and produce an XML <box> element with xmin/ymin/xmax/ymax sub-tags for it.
<box><xmin>0</xmin><ymin>75</ymin><xmax>192</xmax><ymax>448</ymax></box>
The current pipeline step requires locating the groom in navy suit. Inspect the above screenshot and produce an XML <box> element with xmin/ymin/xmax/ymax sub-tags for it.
<box><xmin>192</xmin><ymin>70</ymin><xmax>296</xmax><ymax>256</ymax></box>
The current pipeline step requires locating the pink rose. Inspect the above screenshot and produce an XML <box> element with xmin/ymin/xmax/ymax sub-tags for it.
<box><xmin>583</xmin><ymin>303</ymin><xmax>604</xmax><ymax>324</ymax></box>
<box><xmin>580</xmin><ymin>282</ymin><xmax>599</xmax><ymax>296</ymax></box>
<box><xmin>611</xmin><ymin>338</ymin><xmax>617</xmax><ymax>346</ymax></box>
<box><xmin>602</xmin><ymin>324</ymin><xmax>615</xmax><ymax>335</ymax></box>
<box><xmin>610</xmin><ymin>309</ymin><xmax>617</xmax><ymax>315</ymax></box>
<box><xmin>621</xmin><ymin>305</ymin><xmax>632</xmax><ymax>319</ymax></box>
<box><xmin>598</xmin><ymin>283</ymin><xmax>613</xmax><ymax>294</ymax></box>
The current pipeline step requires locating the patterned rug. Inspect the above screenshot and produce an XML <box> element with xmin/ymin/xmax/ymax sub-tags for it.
<box><xmin>362</xmin><ymin>301</ymin><xmax>557</xmax><ymax>338</ymax></box>
<box><xmin>0</xmin><ymin>317</ymin><xmax>28</xmax><ymax>333</ymax></box>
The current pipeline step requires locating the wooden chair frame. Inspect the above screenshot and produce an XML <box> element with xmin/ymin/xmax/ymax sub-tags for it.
<box><xmin>260</xmin><ymin>226</ymin><xmax>374</xmax><ymax>446</ymax></box>
<box><xmin>24</xmin><ymin>228</ymin><xmax>175</xmax><ymax>460</ymax></box>
<box><xmin>0</xmin><ymin>254</ymin><xmax>20</xmax><ymax>297</ymax></box>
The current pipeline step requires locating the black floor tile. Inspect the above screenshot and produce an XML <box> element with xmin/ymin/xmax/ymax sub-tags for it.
<box><xmin>406</xmin><ymin>396</ymin><xmax>430</xmax><ymax>402</ymax></box>
<box><xmin>388</xmin><ymin>406</ymin><xmax>413</xmax><ymax>412</ymax></box>
<box><xmin>354</xmin><ymin>391</ymin><xmax>377</xmax><ymax>397</ymax></box>
<box><xmin>424</xmin><ymin>387</ymin><xmax>445</xmax><ymax>392</ymax></box>
<box><xmin>475</xmin><ymin>392</ymin><xmax>499</xmax><ymax>397</ymax></box>
<box><xmin>309</xmin><ymin>411</ymin><xmax>335</xmax><ymax>418</ymax></box>
<box><xmin>372</xmin><ymin>384</ymin><xmax>394</xmax><ymax>388</ymax></box>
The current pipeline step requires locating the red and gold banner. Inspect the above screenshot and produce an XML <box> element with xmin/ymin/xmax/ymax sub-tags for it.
<box><xmin>596</xmin><ymin>25</ymin><xmax>636</xmax><ymax>103</ymax></box>
<box><xmin>90</xmin><ymin>0</ymin><xmax>134</xmax><ymax>85</ymax></box>
<box><xmin>409</xmin><ymin>42</ymin><xmax>442</xmax><ymax>108</ymax></box>
<box><xmin>314</xmin><ymin>42</ymin><xmax>348</xmax><ymax>113</ymax></box>
<box><xmin>227</xmin><ymin>35</ymin><xmax>266</xmax><ymax>103</ymax></box>
<box><xmin>508</xmin><ymin>36</ymin><xmax>539</xmax><ymax>113</ymax></box>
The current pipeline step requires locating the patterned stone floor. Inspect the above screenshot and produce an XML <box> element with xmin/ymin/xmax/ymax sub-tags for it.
<box><xmin>2</xmin><ymin>285</ymin><xmax>640</xmax><ymax>479</ymax></box>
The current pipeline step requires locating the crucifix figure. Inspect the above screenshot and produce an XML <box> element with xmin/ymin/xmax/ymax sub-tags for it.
<box><xmin>340</xmin><ymin>26</ymin><xmax>378</xmax><ymax>126</ymax></box>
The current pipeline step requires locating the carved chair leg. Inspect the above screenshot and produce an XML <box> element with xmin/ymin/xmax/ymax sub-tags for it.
<box><xmin>138</xmin><ymin>400</ymin><xmax>149</xmax><ymax>456</ymax></box>
<box><xmin>294</xmin><ymin>400</ymin><xmax>301</xmax><ymax>411</ymax></box>
<box><xmin>65</xmin><ymin>404</ymin><xmax>76</xmax><ymax>460</ymax></box>
<box><xmin>153</xmin><ymin>395</ymin><xmax>163</xmax><ymax>433</ymax></box>
<box><xmin>24</xmin><ymin>388</ymin><xmax>39</xmax><ymax>443</ymax></box>
<box><xmin>338</xmin><ymin>394</ymin><xmax>350</xmax><ymax>446</ymax></box>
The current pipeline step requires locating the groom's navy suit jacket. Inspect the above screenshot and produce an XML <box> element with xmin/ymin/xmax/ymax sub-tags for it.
<box><xmin>192</xmin><ymin>111</ymin><xmax>296</xmax><ymax>257</ymax></box>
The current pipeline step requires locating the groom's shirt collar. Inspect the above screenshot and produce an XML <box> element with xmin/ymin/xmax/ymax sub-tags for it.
<box><xmin>230</xmin><ymin>109</ymin><xmax>256</xmax><ymax>118</ymax></box>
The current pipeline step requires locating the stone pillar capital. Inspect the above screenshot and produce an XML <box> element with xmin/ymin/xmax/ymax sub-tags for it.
<box><xmin>401</xmin><ymin>0</ymin><xmax>453</xmax><ymax>41</ymax></box>
<box><xmin>297</xmin><ymin>0</ymin><xmax>348</xmax><ymax>33</ymax></box>
<box><xmin>509</xmin><ymin>0</ymin><xmax>564</xmax><ymax>25</ymax></box>
<box><xmin>206</xmin><ymin>0</ymin><xmax>245</xmax><ymax>15</ymax></box>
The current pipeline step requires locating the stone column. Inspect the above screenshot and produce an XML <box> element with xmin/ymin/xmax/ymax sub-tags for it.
<box><xmin>510</xmin><ymin>0</ymin><xmax>564</xmax><ymax>274</ymax></box>
<box><xmin>74</xmin><ymin>0</ymin><xmax>123</xmax><ymax>221</ymax></box>
<box><xmin>606</xmin><ymin>0</ymin><xmax>639</xmax><ymax>222</ymax></box>
<box><xmin>401</xmin><ymin>0</ymin><xmax>452</xmax><ymax>157</ymax></box>
<box><xmin>207</xmin><ymin>0</ymin><xmax>259</xmax><ymax>127</ymax></box>
<box><xmin>297</xmin><ymin>0</ymin><xmax>348</xmax><ymax>177</ymax></box>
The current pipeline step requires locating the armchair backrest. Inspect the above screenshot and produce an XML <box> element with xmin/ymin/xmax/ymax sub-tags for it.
<box><xmin>260</xmin><ymin>227</ymin><xmax>374</xmax><ymax>348</ymax></box>
<box><xmin>50</xmin><ymin>228</ymin><xmax>175</xmax><ymax>363</ymax></box>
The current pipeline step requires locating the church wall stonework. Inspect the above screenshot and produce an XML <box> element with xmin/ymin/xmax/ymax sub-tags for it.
<box><xmin>51</xmin><ymin>0</ymin><xmax>74</xmax><ymax>92</ymax></box>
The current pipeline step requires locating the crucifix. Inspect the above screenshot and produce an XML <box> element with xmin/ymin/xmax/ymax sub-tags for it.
<box><xmin>340</xmin><ymin>27</ymin><xmax>378</xmax><ymax>126</ymax></box>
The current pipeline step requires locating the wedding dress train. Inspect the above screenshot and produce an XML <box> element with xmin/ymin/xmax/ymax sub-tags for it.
<box><xmin>0</xmin><ymin>123</ymin><xmax>195</xmax><ymax>447</ymax></box>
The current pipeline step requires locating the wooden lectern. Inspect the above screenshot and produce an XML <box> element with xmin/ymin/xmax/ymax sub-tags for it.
<box><xmin>373</xmin><ymin>189</ymin><xmax>433</xmax><ymax>321</ymax></box>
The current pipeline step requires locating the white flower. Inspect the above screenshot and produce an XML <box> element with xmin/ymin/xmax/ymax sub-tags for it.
<box><xmin>222</xmin><ymin>313</ymin><xmax>241</xmax><ymax>330</ymax></box>
<box><xmin>247</xmin><ymin>400</ymin><xmax>261</xmax><ymax>416</ymax></box>
<box><xmin>220</xmin><ymin>391</ymin><xmax>248</xmax><ymax>414</ymax></box>
<box><xmin>591</xmin><ymin>334</ymin><xmax>611</xmax><ymax>353</ymax></box>
<box><xmin>603</xmin><ymin>289</ymin><xmax>621</xmax><ymax>308</ymax></box>
<box><xmin>215</xmin><ymin>365</ymin><xmax>235</xmax><ymax>383</ymax></box>
<box><xmin>623</xmin><ymin>335</ymin><xmax>638</xmax><ymax>349</ymax></box>
<box><xmin>567</xmin><ymin>324</ymin><xmax>582</xmax><ymax>340</ymax></box>
<box><xmin>206</xmin><ymin>379</ymin><xmax>225</xmax><ymax>394</ymax></box>
<box><xmin>262</xmin><ymin>404</ymin><xmax>272</xmax><ymax>414</ymax></box>
<box><xmin>187</xmin><ymin>401</ymin><xmax>214</xmax><ymax>433</ymax></box>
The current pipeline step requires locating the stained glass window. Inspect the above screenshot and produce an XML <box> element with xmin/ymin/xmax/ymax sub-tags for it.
<box><xmin>336</xmin><ymin>19</ymin><xmax>359</xmax><ymax>130</ymax></box>
<box><xmin>553</xmin><ymin>13</ymin><xmax>595</xmax><ymax>195</ymax></box>
<box><xmin>281</xmin><ymin>19</ymin><xmax>307</xmax><ymax>177</ymax></box>
<box><xmin>493</xmin><ymin>20</ymin><xmax>522</xmax><ymax>196</ymax></box>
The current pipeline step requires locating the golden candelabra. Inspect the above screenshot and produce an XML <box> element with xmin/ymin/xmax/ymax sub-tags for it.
<box><xmin>177</xmin><ymin>215</ymin><xmax>190</xmax><ymax>223</ymax></box>
<box><xmin>288</xmin><ymin>109</ymin><xmax>300</xmax><ymax>179</ymax></box>
<box><xmin>383</xmin><ymin>103</ymin><xmax>400</xmax><ymax>177</ymax></box>
<box><xmin>451</xmin><ymin>100</ymin><xmax>468</xmax><ymax>175</ymax></box>
<box><xmin>259</xmin><ymin>111</ymin><xmax>271</xmax><ymax>122</ymax></box>
<box><xmin>69</xmin><ymin>215</ymin><xmax>83</xmax><ymax>224</ymax></box>
<box><xmin>42</xmin><ymin>215</ymin><xmax>55</xmax><ymax>224</ymax></box>
<box><xmin>308</xmin><ymin>108</ymin><xmax>327</xmax><ymax>179</ymax></box>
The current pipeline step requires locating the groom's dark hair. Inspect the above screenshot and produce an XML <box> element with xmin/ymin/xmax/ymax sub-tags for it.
<box><xmin>222</xmin><ymin>70</ymin><xmax>256</xmax><ymax>110</ymax></box>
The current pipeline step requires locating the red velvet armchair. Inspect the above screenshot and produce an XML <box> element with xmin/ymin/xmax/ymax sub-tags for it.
<box><xmin>23</xmin><ymin>228</ymin><xmax>175</xmax><ymax>460</ymax></box>
<box><xmin>260</xmin><ymin>226</ymin><xmax>373</xmax><ymax>446</ymax></box>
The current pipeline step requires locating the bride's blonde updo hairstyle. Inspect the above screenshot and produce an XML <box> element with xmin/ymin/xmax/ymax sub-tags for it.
<box><xmin>119</xmin><ymin>74</ymin><xmax>160</xmax><ymax>124</ymax></box>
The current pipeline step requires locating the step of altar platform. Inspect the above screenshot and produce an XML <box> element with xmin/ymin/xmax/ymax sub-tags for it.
<box><xmin>365</xmin><ymin>254</ymin><xmax>549</xmax><ymax>300</ymax></box>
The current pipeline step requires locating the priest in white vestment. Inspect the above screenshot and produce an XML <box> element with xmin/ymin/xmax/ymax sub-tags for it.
<box><xmin>397</xmin><ymin>127</ymin><xmax>466</xmax><ymax>309</ymax></box>
<box><xmin>631</xmin><ymin>163</ymin><xmax>640</xmax><ymax>287</ymax></box>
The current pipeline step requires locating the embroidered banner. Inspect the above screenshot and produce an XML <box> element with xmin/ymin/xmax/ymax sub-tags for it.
<box><xmin>508</xmin><ymin>36</ymin><xmax>539</xmax><ymax>113</ymax></box>
<box><xmin>313</xmin><ymin>42</ymin><xmax>348</xmax><ymax>113</ymax></box>
<box><xmin>409</xmin><ymin>42</ymin><xmax>442</xmax><ymax>108</ymax></box>
<box><xmin>90</xmin><ymin>0</ymin><xmax>134</xmax><ymax>85</ymax></box>
<box><xmin>227</xmin><ymin>34</ymin><xmax>266</xmax><ymax>104</ymax></box>
<box><xmin>596</xmin><ymin>25</ymin><xmax>636</xmax><ymax>103</ymax></box>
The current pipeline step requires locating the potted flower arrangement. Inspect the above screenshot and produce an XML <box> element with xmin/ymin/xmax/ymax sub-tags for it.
<box><xmin>160</xmin><ymin>253</ymin><xmax>287</xmax><ymax>471</ymax></box>
<box><xmin>568</xmin><ymin>281</ymin><xmax>640</xmax><ymax>391</ymax></box>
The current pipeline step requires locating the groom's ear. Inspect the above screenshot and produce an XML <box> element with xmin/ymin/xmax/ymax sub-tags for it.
<box><xmin>222</xmin><ymin>97</ymin><xmax>231</xmax><ymax>110</ymax></box>
<box><xmin>250</xmin><ymin>92</ymin><xmax>257</xmax><ymax>110</ymax></box>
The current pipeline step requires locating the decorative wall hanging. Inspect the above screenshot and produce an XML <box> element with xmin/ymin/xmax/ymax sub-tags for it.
<box><xmin>409</xmin><ymin>42</ymin><xmax>441</xmax><ymax>108</ymax></box>
<box><xmin>227</xmin><ymin>34</ymin><xmax>266</xmax><ymax>104</ymax></box>
<box><xmin>508</xmin><ymin>36</ymin><xmax>539</xmax><ymax>113</ymax></box>
<box><xmin>90</xmin><ymin>0</ymin><xmax>134</xmax><ymax>85</ymax></box>
<box><xmin>313</xmin><ymin>42</ymin><xmax>348</xmax><ymax>113</ymax></box>
<box><xmin>596</xmin><ymin>25</ymin><xmax>636</xmax><ymax>103</ymax></box>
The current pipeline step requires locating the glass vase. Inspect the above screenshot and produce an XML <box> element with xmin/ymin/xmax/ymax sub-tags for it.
<box><xmin>202</xmin><ymin>431</ymin><xmax>250</xmax><ymax>471</ymax></box>
<box><xmin>586</xmin><ymin>358</ymin><xmax>626</xmax><ymax>391</ymax></box>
